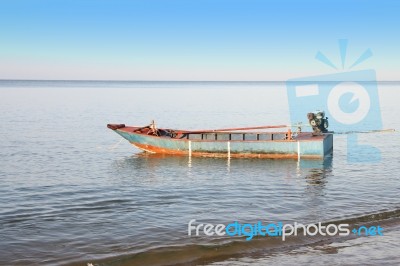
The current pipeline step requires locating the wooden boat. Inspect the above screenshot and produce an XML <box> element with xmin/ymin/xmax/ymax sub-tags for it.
<box><xmin>107</xmin><ymin>119</ymin><xmax>333</xmax><ymax>159</ymax></box>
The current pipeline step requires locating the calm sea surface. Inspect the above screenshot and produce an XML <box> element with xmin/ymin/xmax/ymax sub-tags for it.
<box><xmin>0</xmin><ymin>81</ymin><xmax>399</xmax><ymax>265</ymax></box>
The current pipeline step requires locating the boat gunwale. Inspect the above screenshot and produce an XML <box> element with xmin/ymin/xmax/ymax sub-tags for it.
<box><xmin>115</xmin><ymin>128</ymin><xmax>328</xmax><ymax>143</ymax></box>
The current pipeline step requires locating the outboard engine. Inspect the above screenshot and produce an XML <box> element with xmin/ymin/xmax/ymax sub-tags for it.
<box><xmin>307</xmin><ymin>111</ymin><xmax>329</xmax><ymax>135</ymax></box>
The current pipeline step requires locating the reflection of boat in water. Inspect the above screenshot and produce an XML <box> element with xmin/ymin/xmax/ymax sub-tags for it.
<box><xmin>108</xmin><ymin>119</ymin><xmax>333</xmax><ymax>160</ymax></box>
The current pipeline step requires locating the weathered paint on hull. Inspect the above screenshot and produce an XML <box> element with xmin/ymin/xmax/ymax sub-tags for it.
<box><xmin>115</xmin><ymin>129</ymin><xmax>333</xmax><ymax>159</ymax></box>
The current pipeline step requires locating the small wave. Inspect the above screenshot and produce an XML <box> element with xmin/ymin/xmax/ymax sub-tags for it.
<box><xmin>82</xmin><ymin>208</ymin><xmax>400</xmax><ymax>266</ymax></box>
<box><xmin>0</xmin><ymin>198</ymin><xmax>133</xmax><ymax>226</ymax></box>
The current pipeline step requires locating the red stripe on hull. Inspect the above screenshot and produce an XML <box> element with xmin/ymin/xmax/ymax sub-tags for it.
<box><xmin>131</xmin><ymin>143</ymin><xmax>321</xmax><ymax>159</ymax></box>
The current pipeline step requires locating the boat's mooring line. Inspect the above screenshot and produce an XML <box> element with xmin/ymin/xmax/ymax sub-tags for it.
<box><xmin>109</xmin><ymin>138</ymin><xmax>123</xmax><ymax>150</ymax></box>
<box><xmin>333</xmin><ymin>129</ymin><xmax>395</xmax><ymax>134</ymax></box>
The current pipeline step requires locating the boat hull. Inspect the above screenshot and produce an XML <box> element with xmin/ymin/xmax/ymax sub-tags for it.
<box><xmin>113</xmin><ymin>127</ymin><xmax>333</xmax><ymax>159</ymax></box>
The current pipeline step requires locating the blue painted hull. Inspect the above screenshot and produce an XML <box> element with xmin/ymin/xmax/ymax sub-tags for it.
<box><xmin>113</xmin><ymin>127</ymin><xmax>333</xmax><ymax>159</ymax></box>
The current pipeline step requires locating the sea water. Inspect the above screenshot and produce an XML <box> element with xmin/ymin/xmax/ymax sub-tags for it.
<box><xmin>0</xmin><ymin>81</ymin><xmax>399</xmax><ymax>265</ymax></box>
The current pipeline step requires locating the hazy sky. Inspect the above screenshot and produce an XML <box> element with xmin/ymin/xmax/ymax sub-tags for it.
<box><xmin>0</xmin><ymin>0</ymin><xmax>399</xmax><ymax>81</ymax></box>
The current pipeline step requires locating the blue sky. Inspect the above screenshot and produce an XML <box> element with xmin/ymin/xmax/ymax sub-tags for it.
<box><xmin>0</xmin><ymin>0</ymin><xmax>399</xmax><ymax>80</ymax></box>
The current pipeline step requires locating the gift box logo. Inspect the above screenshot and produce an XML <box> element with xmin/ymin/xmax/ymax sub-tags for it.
<box><xmin>286</xmin><ymin>39</ymin><xmax>382</xmax><ymax>163</ymax></box>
